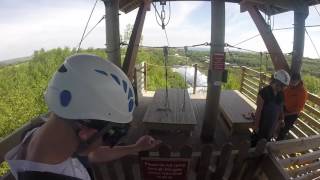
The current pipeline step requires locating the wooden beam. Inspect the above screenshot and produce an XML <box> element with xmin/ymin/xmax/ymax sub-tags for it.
<box><xmin>279</xmin><ymin>150</ymin><xmax>320</xmax><ymax>167</ymax></box>
<box><xmin>243</xmin><ymin>4</ymin><xmax>290</xmax><ymax>72</ymax></box>
<box><xmin>103</xmin><ymin>0</ymin><xmax>122</xmax><ymax>67</ymax></box>
<box><xmin>122</xmin><ymin>0</ymin><xmax>150</xmax><ymax>80</ymax></box>
<box><xmin>268</xmin><ymin>135</ymin><xmax>320</xmax><ymax>155</ymax></box>
<box><xmin>291</xmin><ymin>2</ymin><xmax>309</xmax><ymax>74</ymax></box>
<box><xmin>201</xmin><ymin>0</ymin><xmax>225</xmax><ymax>142</ymax></box>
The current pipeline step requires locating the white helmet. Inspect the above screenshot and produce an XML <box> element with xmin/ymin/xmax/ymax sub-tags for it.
<box><xmin>273</xmin><ymin>69</ymin><xmax>290</xmax><ymax>86</ymax></box>
<box><xmin>44</xmin><ymin>54</ymin><xmax>135</xmax><ymax>124</ymax></box>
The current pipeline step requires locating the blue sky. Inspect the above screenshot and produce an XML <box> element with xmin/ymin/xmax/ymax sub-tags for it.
<box><xmin>0</xmin><ymin>0</ymin><xmax>319</xmax><ymax>61</ymax></box>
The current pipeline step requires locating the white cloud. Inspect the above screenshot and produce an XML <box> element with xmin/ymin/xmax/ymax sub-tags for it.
<box><xmin>0</xmin><ymin>1</ymin><xmax>319</xmax><ymax>61</ymax></box>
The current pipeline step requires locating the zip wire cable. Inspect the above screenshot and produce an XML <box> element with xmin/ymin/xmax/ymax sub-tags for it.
<box><xmin>77</xmin><ymin>0</ymin><xmax>99</xmax><ymax>52</ymax></box>
<box><xmin>314</xmin><ymin>5</ymin><xmax>320</xmax><ymax>17</ymax></box>
<box><xmin>82</xmin><ymin>15</ymin><xmax>105</xmax><ymax>42</ymax></box>
<box><xmin>232</xmin><ymin>25</ymin><xmax>320</xmax><ymax>48</ymax></box>
<box><xmin>305</xmin><ymin>29</ymin><xmax>320</xmax><ymax>59</ymax></box>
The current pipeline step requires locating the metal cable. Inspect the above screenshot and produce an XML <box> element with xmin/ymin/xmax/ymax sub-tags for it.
<box><xmin>314</xmin><ymin>5</ymin><xmax>320</xmax><ymax>17</ymax></box>
<box><xmin>82</xmin><ymin>15</ymin><xmax>105</xmax><ymax>42</ymax></box>
<box><xmin>77</xmin><ymin>0</ymin><xmax>99</xmax><ymax>52</ymax></box>
<box><xmin>305</xmin><ymin>29</ymin><xmax>320</xmax><ymax>59</ymax></box>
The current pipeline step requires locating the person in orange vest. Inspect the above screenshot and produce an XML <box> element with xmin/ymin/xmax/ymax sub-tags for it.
<box><xmin>277</xmin><ymin>73</ymin><xmax>308</xmax><ymax>140</ymax></box>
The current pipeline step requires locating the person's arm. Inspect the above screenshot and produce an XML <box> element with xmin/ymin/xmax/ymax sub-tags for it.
<box><xmin>88</xmin><ymin>135</ymin><xmax>161</xmax><ymax>163</ymax></box>
<box><xmin>254</xmin><ymin>95</ymin><xmax>264</xmax><ymax>131</ymax></box>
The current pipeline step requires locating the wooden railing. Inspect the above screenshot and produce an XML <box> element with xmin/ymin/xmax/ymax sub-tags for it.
<box><xmin>267</xmin><ymin>135</ymin><xmax>320</xmax><ymax>180</ymax></box>
<box><xmin>240</xmin><ymin>66</ymin><xmax>320</xmax><ymax>139</ymax></box>
<box><xmin>0</xmin><ymin>116</ymin><xmax>270</xmax><ymax>180</ymax></box>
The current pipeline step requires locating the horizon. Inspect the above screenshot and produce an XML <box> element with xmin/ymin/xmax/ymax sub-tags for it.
<box><xmin>1</xmin><ymin>1</ymin><xmax>320</xmax><ymax>61</ymax></box>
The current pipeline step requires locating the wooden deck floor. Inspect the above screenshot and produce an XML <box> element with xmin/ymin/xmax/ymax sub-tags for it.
<box><xmin>121</xmin><ymin>91</ymin><xmax>218</xmax><ymax>151</ymax></box>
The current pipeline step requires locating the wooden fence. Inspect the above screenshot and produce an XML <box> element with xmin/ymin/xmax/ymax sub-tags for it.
<box><xmin>267</xmin><ymin>135</ymin><xmax>320</xmax><ymax>180</ymax></box>
<box><xmin>0</xmin><ymin>117</ymin><xmax>271</xmax><ymax>180</ymax></box>
<box><xmin>240</xmin><ymin>66</ymin><xmax>320</xmax><ymax>140</ymax></box>
<box><xmin>91</xmin><ymin>140</ymin><xmax>270</xmax><ymax>180</ymax></box>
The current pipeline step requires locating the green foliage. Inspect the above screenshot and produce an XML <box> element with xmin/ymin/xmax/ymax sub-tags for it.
<box><xmin>0</xmin><ymin>48</ymin><xmax>107</xmax><ymax>138</ymax></box>
<box><xmin>303</xmin><ymin>74</ymin><xmax>320</xmax><ymax>95</ymax></box>
<box><xmin>222</xmin><ymin>68</ymin><xmax>241</xmax><ymax>90</ymax></box>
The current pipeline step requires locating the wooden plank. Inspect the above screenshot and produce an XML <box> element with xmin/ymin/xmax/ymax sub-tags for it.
<box><xmin>180</xmin><ymin>145</ymin><xmax>192</xmax><ymax>158</ymax></box>
<box><xmin>122</xmin><ymin>1</ymin><xmax>150</xmax><ymax>80</ymax></box>
<box><xmin>296</xmin><ymin>119</ymin><xmax>319</xmax><ymax>135</ymax></box>
<box><xmin>229</xmin><ymin>141</ymin><xmax>251</xmax><ymax>180</ymax></box>
<box><xmin>106</xmin><ymin>162</ymin><xmax>119</xmax><ymax>180</ymax></box>
<box><xmin>242</xmin><ymin>87</ymin><xmax>258</xmax><ymax>101</ymax></box>
<box><xmin>241</xmin><ymin>91</ymin><xmax>257</xmax><ymax>104</ymax></box>
<box><xmin>268</xmin><ymin>135</ymin><xmax>320</xmax><ymax>155</ymax></box>
<box><xmin>300</xmin><ymin>112</ymin><xmax>320</xmax><ymax>129</ymax></box>
<box><xmin>288</xmin><ymin>160</ymin><xmax>320</xmax><ymax>177</ymax></box>
<box><xmin>243</xmin><ymin>77</ymin><xmax>260</xmax><ymax>89</ymax></box>
<box><xmin>242</xmin><ymin>66</ymin><xmax>261</xmax><ymax>76</ymax></box>
<box><xmin>159</xmin><ymin>144</ymin><xmax>171</xmax><ymax>158</ymax></box>
<box><xmin>0</xmin><ymin>116</ymin><xmax>44</xmax><ymax>163</ymax></box>
<box><xmin>121</xmin><ymin>156</ymin><xmax>135</xmax><ymax>180</ymax></box>
<box><xmin>294</xmin><ymin>120</ymin><xmax>315</xmax><ymax>136</ymax></box>
<box><xmin>304</xmin><ymin>104</ymin><xmax>320</xmax><ymax>119</ymax></box>
<box><xmin>242</xmin><ymin>139</ymin><xmax>268</xmax><ymax>179</ymax></box>
<box><xmin>279</xmin><ymin>150</ymin><xmax>320</xmax><ymax>168</ymax></box>
<box><xmin>143</xmin><ymin>89</ymin><xmax>197</xmax><ymax>132</ymax></box>
<box><xmin>219</xmin><ymin>90</ymin><xmax>255</xmax><ymax>132</ymax></box>
<box><xmin>243</xmin><ymin>72</ymin><xmax>260</xmax><ymax>82</ymax></box>
<box><xmin>307</xmin><ymin>92</ymin><xmax>320</xmax><ymax>106</ymax></box>
<box><xmin>261</xmin><ymin>154</ymin><xmax>289</xmax><ymax>180</ymax></box>
<box><xmin>196</xmin><ymin>145</ymin><xmax>213</xmax><ymax>180</ymax></box>
<box><xmin>293</xmin><ymin>170</ymin><xmax>320</xmax><ymax>180</ymax></box>
<box><xmin>211</xmin><ymin>143</ymin><xmax>233</xmax><ymax>180</ymax></box>
<box><xmin>242</xmin><ymin>82</ymin><xmax>259</xmax><ymax>94</ymax></box>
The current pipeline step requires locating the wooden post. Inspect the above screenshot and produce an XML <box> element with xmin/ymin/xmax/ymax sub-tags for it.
<box><xmin>122</xmin><ymin>0</ymin><xmax>151</xmax><ymax>81</ymax></box>
<box><xmin>144</xmin><ymin>62</ymin><xmax>147</xmax><ymax>91</ymax></box>
<box><xmin>193</xmin><ymin>64</ymin><xmax>198</xmax><ymax>94</ymax></box>
<box><xmin>291</xmin><ymin>3</ymin><xmax>308</xmax><ymax>74</ymax></box>
<box><xmin>241</xmin><ymin>4</ymin><xmax>290</xmax><ymax>72</ymax></box>
<box><xmin>103</xmin><ymin>0</ymin><xmax>121</xmax><ymax>67</ymax></box>
<box><xmin>240</xmin><ymin>67</ymin><xmax>245</xmax><ymax>92</ymax></box>
<box><xmin>201</xmin><ymin>0</ymin><xmax>225</xmax><ymax>142</ymax></box>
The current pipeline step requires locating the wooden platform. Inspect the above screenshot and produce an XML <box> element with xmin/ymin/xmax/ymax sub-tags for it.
<box><xmin>219</xmin><ymin>90</ymin><xmax>255</xmax><ymax>132</ymax></box>
<box><xmin>142</xmin><ymin>89</ymin><xmax>197</xmax><ymax>133</ymax></box>
<box><xmin>215</xmin><ymin>90</ymin><xmax>256</xmax><ymax>146</ymax></box>
<box><xmin>121</xmin><ymin>91</ymin><xmax>210</xmax><ymax>151</ymax></box>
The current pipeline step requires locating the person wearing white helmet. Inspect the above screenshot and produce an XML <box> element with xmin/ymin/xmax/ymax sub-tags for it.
<box><xmin>250</xmin><ymin>69</ymin><xmax>290</xmax><ymax>146</ymax></box>
<box><xmin>5</xmin><ymin>54</ymin><xmax>161</xmax><ymax>180</ymax></box>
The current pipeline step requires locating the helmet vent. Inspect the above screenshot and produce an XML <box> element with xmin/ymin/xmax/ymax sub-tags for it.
<box><xmin>122</xmin><ymin>80</ymin><xmax>128</xmax><ymax>93</ymax></box>
<box><xmin>128</xmin><ymin>99</ymin><xmax>134</xmax><ymax>112</ymax></box>
<box><xmin>128</xmin><ymin>88</ymin><xmax>133</xmax><ymax>100</ymax></box>
<box><xmin>60</xmin><ymin>90</ymin><xmax>72</xmax><ymax>107</ymax></box>
<box><xmin>94</xmin><ymin>69</ymin><xmax>108</xmax><ymax>77</ymax></box>
<box><xmin>111</xmin><ymin>74</ymin><xmax>121</xmax><ymax>85</ymax></box>
<box><xmin>58</xmin><ymin>65</ymin><xmax>67</xmax><ymax>72</ymax></box>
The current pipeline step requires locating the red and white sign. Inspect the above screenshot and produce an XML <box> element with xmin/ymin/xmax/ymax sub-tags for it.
<box><xmin>211</xmin><ymin>52</ymin><xmax>225</xmax><ymax>70</ymax></box>
<box><xmin>140</xmin><ymin>158</ymin><xmax>189</xmax><ymax>180</ymax></box>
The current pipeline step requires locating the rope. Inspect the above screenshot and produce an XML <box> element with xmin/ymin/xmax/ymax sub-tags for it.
<box><xmin>77</xmin><ymin>0</ymin><xmax>99</xmax><ymax>52</ymax></box>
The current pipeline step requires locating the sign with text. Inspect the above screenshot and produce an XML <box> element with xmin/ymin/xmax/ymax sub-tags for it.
<box><xmin>211</xmin><ymin>52</ymin><xmax>225</xmax><ymax>70</ymax></box>
<box><xmin>140</xmin><ymin>158</ymin><xmax>190</xmax><ymax>180</ymax></box>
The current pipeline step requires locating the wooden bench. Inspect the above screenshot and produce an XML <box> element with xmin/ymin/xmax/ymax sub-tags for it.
<box><xmin>142</xmin><ymin>88</ymin><xmax>197</xmax><ymax>134</ymax></box>
<box><xmin>216</xmin><ymin>90</ymin><xmax>256</xmax><ymax>146</ymax></box>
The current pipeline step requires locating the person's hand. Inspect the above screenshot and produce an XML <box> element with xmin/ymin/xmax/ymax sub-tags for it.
<box><xmin>134</xmin><ymin>135</ymin><xmax>162</xmax><ymax>152</ymax></box>
<box><xmin>280</xmin><ymin>120</ymin><xmax>285</xmax><ymax>128</ymax></box>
